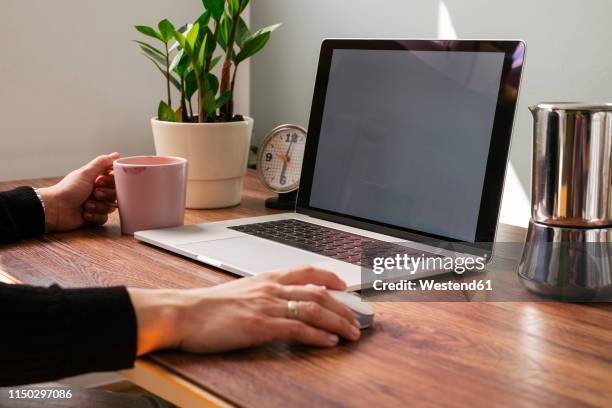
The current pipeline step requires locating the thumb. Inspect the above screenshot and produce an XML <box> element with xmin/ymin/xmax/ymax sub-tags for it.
<box><xmin>81</xmin><ymin>152</ymin><xmax>120</xmax><ymax>178</ymax></box>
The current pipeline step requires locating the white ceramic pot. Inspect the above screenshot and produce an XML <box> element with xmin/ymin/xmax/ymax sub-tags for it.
<box><xmin>151</xmin><ymin>117</ymin><xmax>253</xmax><ymax>209</ymax></box>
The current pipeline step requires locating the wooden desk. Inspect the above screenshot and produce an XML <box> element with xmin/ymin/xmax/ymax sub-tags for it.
<box><xmin>1</xmin><ymin>171</ymin><xmax>611</xmax><ymax>407</ymax></box>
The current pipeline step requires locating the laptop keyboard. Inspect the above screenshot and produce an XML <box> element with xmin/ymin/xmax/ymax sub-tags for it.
<box><xmin>229</xmin><ymin>219</ymin><xmax>439</xmax><ymax>266</ymax></box>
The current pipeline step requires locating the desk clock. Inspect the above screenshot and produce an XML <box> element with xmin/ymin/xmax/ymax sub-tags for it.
<box><xmin>256</xmin><ymin>124</ymin><xmax>307</xmax><ymax>210</ymax></box>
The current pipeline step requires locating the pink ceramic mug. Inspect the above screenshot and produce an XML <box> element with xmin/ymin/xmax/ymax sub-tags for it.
<box><xmin>113</xmin><ymin>156</ymin><xmax>188</xmax><ymax>234</ymax></box>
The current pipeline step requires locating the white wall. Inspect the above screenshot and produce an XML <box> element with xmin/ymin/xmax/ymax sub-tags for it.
<box><xmin>251</xmin><ymin>0</ymin><xmax>612</xmax><ymax>227</ymax></box>
<box><xmin>0</xmin><ymin>1</ymin><xmax>249</xmax><ymax>181</ymax></box>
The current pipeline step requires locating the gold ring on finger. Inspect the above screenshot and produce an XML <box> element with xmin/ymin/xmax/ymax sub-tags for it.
<box><xmin>287</xmin><ymin>300</ymin><xmax>299</xmax><ymax>319</ymax></box>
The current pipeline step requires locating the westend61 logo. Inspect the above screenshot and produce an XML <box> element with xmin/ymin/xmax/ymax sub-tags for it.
<box><xmin>371</xmin><ymin>253</ymin><xmax>487</xmax><ymax>275</ymax></box>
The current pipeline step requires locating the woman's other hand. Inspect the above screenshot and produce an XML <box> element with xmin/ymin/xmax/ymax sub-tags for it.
<box><xmin>38</xmin><ymin>153</ymin><xmax>119</xmax><ymax>232</ymax></box>
<box><xmin>129</xmin><ymin>266</ymin><xmax>362</xmax><ymax>355</ymax></box>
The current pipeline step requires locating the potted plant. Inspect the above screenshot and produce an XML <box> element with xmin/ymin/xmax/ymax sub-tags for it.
<box><xmin>134</xmin><ymin>0</ymin><xmax>280</xmax><ymax>208</ymax></box>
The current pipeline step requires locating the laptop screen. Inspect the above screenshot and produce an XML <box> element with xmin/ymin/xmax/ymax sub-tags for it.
<box><xmin>304</xmin><ymin>43</ymin><xmax>520</xmax><ymax>243</ymax></box>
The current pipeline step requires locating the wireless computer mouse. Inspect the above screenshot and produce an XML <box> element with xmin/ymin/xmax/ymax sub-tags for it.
<box><xmin>328</xmin><ymin>290</ymin><xmax>374</xmax><ymax>329</ymax></box>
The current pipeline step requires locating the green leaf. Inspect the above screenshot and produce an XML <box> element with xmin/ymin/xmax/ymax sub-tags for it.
<box><xmin>169</xmin><ymin>40</ymin><xmax>180</xmax><ymax>53</ymax></box>
<box><xmin>216</xmin><ymin>91</ymin><xmax>231</xmax><ymax>109</ymax></box>
<box><xmin>235</xmin><ymin>17</ymin><xmax>251</xmax><ymax>48</ymax></box>
<box><xmin>134</xmin><ymin>40</ymin><xmax>165</xmax><ymax>57</ymax></box>
<box><xmin>168</xmin><ymin>75</ymin><xmax>181</xmax><ymax>91</ymax></box>
<box><xmin>169</xmin><ymin>24</ymin><xmax>190</xmax><ymax>53</ymax></box>
<box><xmin>186</xmin><ymin>23</ymin><xmax>200</xmax><ymax>51</ymax></box>
<box><xmin>203</xmin><ymin>89</ymin><xmax>217</xmax><ymax>115</ymax></box>
<box><xmin>171</xmin><ymin>50</ymin><xmax>190</xmax><ymax>77</ymax></box>
<box><xmin>240</xmin><ymin>0</ymin><xmax>251</xmax><ymax>12</ymax></box>
<box><xmin>158</xmin><ymin>100</ymin><xmax>177</xmax><ymax>122</ymax></box>
<box><xmin>250</xmin><ymin>23</ymin><xmax>282</xmax><ymax>39</ymax></box>
<box><xmin>143</xmin><ymin>54</ymin><xmax>181</xmax><ymax>90</ymax></box>
<box><xmin>178</xmin><ymin>55</ymin><xmax>191</xmax><ymax>77</ymax></box>
<box><xmin>209</xmin><ymin>55</ymin><xmax>221</xmax><ymax>70</ymax></box>
<box><xmin>202</xmin><ymin>0</ymin><xmax>225</xmax><ymax>21</ymax></box>
<box><xmin>217</xmin><ymin>15</ymin><xmax>231</xmax><ymax>51</ymax></box>
<box><xmin>173</xmin><ymin>30</ymin><xmax>187</xmax><ymax>51</ymax></box>
<box><xmin>197</xmin><ymin>34</ymin><xmax>208</xmax><ymax>70</ymax></box>
<box><xmin>135</xmin><ymin>25</ymin><xmax>162</xmax><ymax>41</ymax></box>
<box><xmin>157</xmin><ymin>19</ymin><xmax>175</xmax><ymax>42</ymax></box>
<box><xmin>185</xmin><ymin>70</ymin><xmax>198</xmax><ymax>99</ymax></box>
<box><xmin>204</xmin><ymin>73</ymin><xmax>219</xmax><ymax>95</ymax></box>
<box><xmin>228</xmin><ymin>0</ymin><xmax>240</xmax><ymax>16</ymax></box>
<box><xmin>138</xmin><ymin>44</ymin><xmax>166</xmax><ymax>66</ymax></box>
<box><xmin>169</xmin><ymin>49</ymin><xmax>184</xmax><ymax>73</ymax></box>
<box><xmin>196</xmin><ymin>11</ymin><xmax>211</xmax><ymax>27</ymax></box>
<box><xmin>203</xmin><ymin>27</ymin><xmax>216</xmax><ymax>59</ymax></box>
<box><xmin>235</xmin><ymin>32</ymin><xmax>270</xmax><ymax>64</ymax></box>
<box><xmin>235</xmin><ymin>23</ymin><xmax>281</xmax><ymax>63</ymax></box>
<box><xmin>175</xmin><ymin>25</ymin><xmax>205</xmax><ymax>79</ymax></box>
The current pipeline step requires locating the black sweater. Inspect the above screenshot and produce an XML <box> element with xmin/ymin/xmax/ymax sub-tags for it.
<box><xmin>0</xmin><ymin>187</ymin><xmax>137</xmax><ymax>386</ymax></box>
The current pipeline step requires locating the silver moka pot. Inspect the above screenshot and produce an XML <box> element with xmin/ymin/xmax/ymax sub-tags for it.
<box><xmin>517</xmin><ymin>103</ymin><xmax>612</xmax><ymax>300</ymax></box>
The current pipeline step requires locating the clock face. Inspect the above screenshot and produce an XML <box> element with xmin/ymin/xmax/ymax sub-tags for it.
<box><xmin>257</xmin><ymin>124</ymin><xmax>307</xmax><ymax>193</ymax></box>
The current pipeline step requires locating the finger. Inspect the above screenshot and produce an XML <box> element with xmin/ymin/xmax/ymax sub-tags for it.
<box><xmin>291</xmin><ymin>301</ymin><xmax>360</xmax><ymax>341</ymax></box>
<box><xmin>93</xmin><ymin>187</ymin><xmax>117</xmax><ymax>201</ymax></box>
<box><xmin>83</xmin><ymin>212</ymin><xmax>109</xmax><ymax>226</ymax></box>
<box><xmin>81</xmin><ymin>152</ymin><xmax>120</xmax><ymax>179</ymax></box>
<box><xmin>95</xmin><ymin>174</ymin><xmax>115</xmax><ymax>188</ymax></box>
<box><xmin>84</xmin><ymin>200</ymin><xmax>116</xmax><ymax>214</ymax></box>
<box><xmin>266</xmin><ymin>318</ymin><xmax>339</xmax><ymax>347</ymax></box>
<box><xmin>277</xmin><ymin>285</ymin><xmax>358</xmax><ymax>326</ymax></box>
<box><xmin>255</xmin><ymin>297</ymin><xmax>357</xmax><ymax>339</ymax></box>
<box><xmin>271</xmin><ymin>266</ymin><xmax>347</xmax><ymax>290</ymax></box>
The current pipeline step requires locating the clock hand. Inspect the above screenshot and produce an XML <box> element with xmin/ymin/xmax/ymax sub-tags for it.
<box><xmin>285</xmin><ymin>138</ymin><xmax>294</xmax><ymax>161</ymax></box>
<box><xmin>277</xmin><ymin>154</ymin><xmax>292</xmax><ymax>168</ymax></box>
<box><xmin>279</xmin><ymin>139</ymin><xmax>294</xmax><ymax>185</ymax></box>
<box><xmin>279</xmin><ymin>160</ymin><xmax>287</xmax><ymax>185</ymax></box>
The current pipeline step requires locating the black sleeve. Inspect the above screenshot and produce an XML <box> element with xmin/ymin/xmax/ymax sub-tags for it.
<box><xmin>0</xmin><ymin>187</ymin><xmax>45</xmax><ymax>243</ymax></box>
<box><xmin>0</xmin><ymin>283</ymin><xmax>137</xmax><ymax>386</ymax></box>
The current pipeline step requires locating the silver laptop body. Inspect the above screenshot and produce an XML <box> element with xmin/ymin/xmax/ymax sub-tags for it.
<box><xmin>136</xmin><ymin>39</ymin><xmax>525</xmax><ymax>291</ymax></box>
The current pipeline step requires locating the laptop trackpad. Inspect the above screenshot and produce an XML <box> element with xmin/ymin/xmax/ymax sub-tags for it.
<box><xmin>178</xmin><ymin>236</ymin><xmax>328</xmax><ymax>274</ymax></box>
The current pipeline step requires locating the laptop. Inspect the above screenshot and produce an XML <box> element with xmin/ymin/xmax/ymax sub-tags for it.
<box><xmin>136</xmin><ymin>39</ymin><xmax>526</xmax><ymax>290</ymax></box>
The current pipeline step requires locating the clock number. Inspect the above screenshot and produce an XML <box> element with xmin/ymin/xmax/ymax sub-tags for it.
<box><xmin>279</xmin><ymin>175</ymin><xmax>287</xmax><ymax>185</ymax></box>
<box><xmin>265</xmin><ymin>153</ymin><xmax>272</xmax><ymax>162</ymax></box>
<box><xmin>285</xmin><ymin>133</ymin><xmax>298</xmax><ymax>143</ymax></box>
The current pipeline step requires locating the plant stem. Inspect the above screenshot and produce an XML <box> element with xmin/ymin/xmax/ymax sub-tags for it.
<box><xmin>185</xmin><ymin>45</ymin><xmax>205</xmax><ymax>123</ymax></box>
<box><xmin>180</xmin><ymin>76</ymin><xmax>187</xmax><ymax>122</ymax></box>
<box><xmin>164</xmin><ymin>42</ymin><xmax>172</xmax><ymax>107</ymax></box>
<box><xmin>220</xmin><ymin>0</ymin><xmax>243</xmax><ymax>120</ymax></box>
<box><xmin>202</xmin><ymin>22</ymin><xmax>219</xmax><ymax>122</ymax></box>
<box><xmin>198</xmin><ymin>95</ymin><xmax>204</xmax><ymax>123</ymax></box>
<box><xmin>227</xmin><ymin>62</ymin><xmax>239</xmax><ymax>120</ymax></box>
<box><xmin>204</xmin><ymin>21</ymin><xmax>219</xmax><ymax>74</ymax></box>
<box><xmin>188</xmin><ymin>98</ymin><xmax>193</xmax><ymax>120</ymax></box>
<box><xmin>196</xmin><ymin>76</ymin><xmax>205</xmax><ymax>123</ymax></box>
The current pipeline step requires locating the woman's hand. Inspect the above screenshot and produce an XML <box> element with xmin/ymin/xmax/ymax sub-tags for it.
<box><xmin>129</xmin><ymin>267</ymin><xmax>362</xmax><ymax>355</ymax></box>
<box><xmin>38</xmin><ymin>153</ymin><xmax>119</xmax><ymax>232</ymax></box>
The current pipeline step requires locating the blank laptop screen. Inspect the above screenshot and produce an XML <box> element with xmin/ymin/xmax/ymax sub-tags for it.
<box><xmin>308</xmin><ymin>49</ymin><xmax>505</xmax><ymax>242</ymax></box>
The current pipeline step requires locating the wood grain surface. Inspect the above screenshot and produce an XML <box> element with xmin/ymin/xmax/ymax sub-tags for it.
<box><xmin>1</xmin><ymin>171</ymin><xmax>611</xmax><ymax>407</ymax></box>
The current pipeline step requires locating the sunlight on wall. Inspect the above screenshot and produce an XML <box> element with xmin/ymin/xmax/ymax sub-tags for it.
<box><xmin>437</xmin><ymin>1</ymin><xmax>530</xmax><ymax>227</ymax></box>
<box><xmin>437</xmin><ymin>1</ymin><xmax>457</xmax><ymax>38</ymax></box>
<box><xmin>500</xmin><ymin>163</ymin><xmax>531</xmax><ymax>227</ymax></box>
